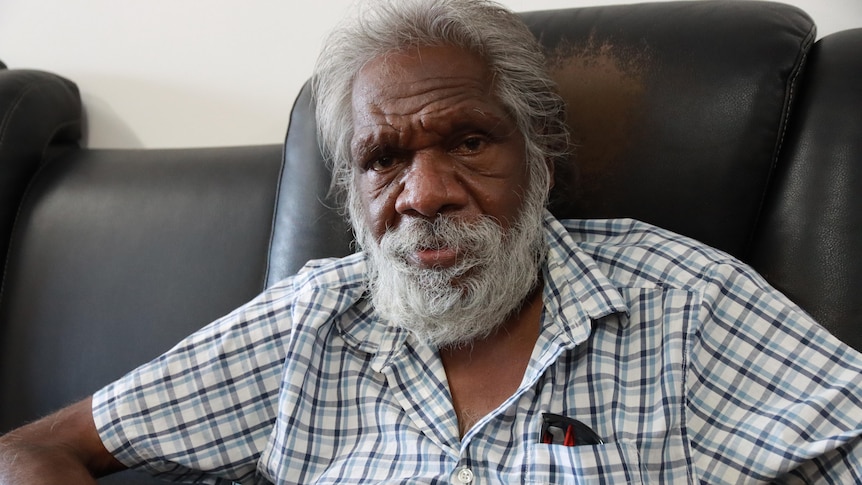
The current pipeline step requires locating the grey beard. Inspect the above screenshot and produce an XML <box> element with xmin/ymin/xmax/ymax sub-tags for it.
<box><xmin>358</xmin><ymin>204</ymin><xmax>547</xmax><ymax>349</ymax></box>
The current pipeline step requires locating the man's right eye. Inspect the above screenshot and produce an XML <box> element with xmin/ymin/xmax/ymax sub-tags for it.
<box><xmin>368</xmin><ymin>156</ymin><xmax>396</xmax><ymax>172</ymax></box>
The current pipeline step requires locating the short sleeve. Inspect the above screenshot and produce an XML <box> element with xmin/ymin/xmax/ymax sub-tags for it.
<box><xmin>92</xmin><ymin>282</ymin><xmax>296</xmax><ymax>483</ymax></box>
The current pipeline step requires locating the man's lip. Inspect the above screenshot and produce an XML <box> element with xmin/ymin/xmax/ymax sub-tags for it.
<box><xmin>407</xmin><ymin>247</ymin><xmax>459</xmax><ymax>269</ymax></box>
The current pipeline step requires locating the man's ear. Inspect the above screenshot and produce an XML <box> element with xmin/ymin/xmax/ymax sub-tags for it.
<box><xmin>546</xmin><ymin>158</ymin><xmax>556</xmax><ymax>190</ymax></box>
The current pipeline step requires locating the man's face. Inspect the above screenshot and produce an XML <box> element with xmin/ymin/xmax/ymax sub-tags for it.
<box><xmin>345</xmin><ymin>45</ymin><xmax>548</xmax><ymax>348</ymax></box>
<box><xmin>349</xmin><ymin>45</ymin><xmax>530</xmax><ymax>268</ymax></box>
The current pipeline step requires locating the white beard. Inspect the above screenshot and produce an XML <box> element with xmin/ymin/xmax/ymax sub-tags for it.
<box><xmin>357</xmin><ymin>196</ymin><xmax>547</xmax><ymax>349</ymax></box>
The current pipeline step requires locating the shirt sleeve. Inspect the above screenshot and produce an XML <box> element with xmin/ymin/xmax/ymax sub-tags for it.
<box><xmin>685</xmin><ymin>261</ymin><xmax>862</xmax><ymax>483</ymax></box>
<box><xmin>92</xmin><ymin>281</ymin><xmax>296</xmax><ymax>484</ymax></box>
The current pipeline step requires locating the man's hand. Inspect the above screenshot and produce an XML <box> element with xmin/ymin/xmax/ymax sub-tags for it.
<box><xmin>0</xmin><ymin>397</ymin><xmax>126</xmax><ymax>484</ymax></box>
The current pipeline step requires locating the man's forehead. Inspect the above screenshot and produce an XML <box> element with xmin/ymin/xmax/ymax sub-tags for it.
<box><xmin>346</xmin><ymin>44</ymin><xmax>523</xmax><ymax>164</ymax></box>
<box><xmin>350</xmin><ymin>46</ymin><xmax>507</xmax><ymax>126</ymax></box>
<box><xmin>352</xmin><ymin>45</ymin><xmax>493</xmax><ymax>97</ymax></box>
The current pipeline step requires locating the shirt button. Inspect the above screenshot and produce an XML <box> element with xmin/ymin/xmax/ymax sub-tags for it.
<box><xmin>453</xmin><ymin>466</ymin><xmax>474</xmax><ymax>484</ymax></box>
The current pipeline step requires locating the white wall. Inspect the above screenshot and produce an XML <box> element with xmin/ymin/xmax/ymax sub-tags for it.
<box><xmin>1</xmin><ymin>0</ymin><xmax>859</xmax><ymax>149</ymax></box>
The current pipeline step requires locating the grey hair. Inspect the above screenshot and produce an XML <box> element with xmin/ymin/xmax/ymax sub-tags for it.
<box><xmin>312</xmin><ymin>0</ymin><xmax>570</xmax><ymax>218</ymax></box>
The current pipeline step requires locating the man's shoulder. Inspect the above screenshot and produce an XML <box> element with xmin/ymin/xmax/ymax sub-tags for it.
<box><xmin>555</xmin><ymin>218</ymin><xmax>743</xmax><ymax>291</ymax></box>
<box><xmin>559</xmin><ymin>218</ymin><xmax>728</xmax><ymax>254</ymax></box>
<box><xmin>272</xmin><ymin>252</ymin><xmax>368</xmax><ymax>293</ymax></box>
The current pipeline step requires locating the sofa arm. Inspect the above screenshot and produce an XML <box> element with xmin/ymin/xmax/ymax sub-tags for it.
<box><xmin>0</xmin><ymin>67</ymin><xmax>82</xmax><ymax>271</ymax></box>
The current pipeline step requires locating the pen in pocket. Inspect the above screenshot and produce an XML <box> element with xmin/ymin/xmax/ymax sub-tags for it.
<box><xmin>539</xmin><ymin>413</ymin><xmax>604</xmax><ymax>446</ymax></box>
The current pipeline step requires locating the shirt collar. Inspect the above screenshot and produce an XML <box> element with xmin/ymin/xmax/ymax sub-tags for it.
<box><xmin>540</xmin><ymin>211</ymin><xmax>630</xmax><ymax>349</ymax></box>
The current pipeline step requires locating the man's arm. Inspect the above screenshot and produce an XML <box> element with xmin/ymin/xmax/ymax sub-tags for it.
<box><xmin>0</xmin><ymin>397</ymin><xmax>126</xmax><ymax>484</ymax></box>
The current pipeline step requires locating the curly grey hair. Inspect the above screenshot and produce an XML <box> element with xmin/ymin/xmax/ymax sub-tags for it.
<box><xmin>312</xmin><ymin>0</ymin><xmax>570</xmax><ymax>222</ymax></box>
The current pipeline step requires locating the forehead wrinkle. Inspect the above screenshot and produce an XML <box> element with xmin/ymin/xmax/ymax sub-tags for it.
<box><xmin>375</xmin><ymin>81</ymin><xmax>487</xmax><ymax>115</ymax></box>
<box><xmin>366</xmin><ymin>91</ymin><xmax>493</xmax><ymax>132</ymax></box>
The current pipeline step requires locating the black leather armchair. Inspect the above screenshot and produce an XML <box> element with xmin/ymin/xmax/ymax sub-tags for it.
<box><xmin>1</xmin><ymin>1</ymin><xmax>859</xmax><ymax>483</ymax></box>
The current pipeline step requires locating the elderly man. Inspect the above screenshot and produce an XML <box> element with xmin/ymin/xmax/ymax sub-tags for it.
<box><xmin>1</xmin><ymin>0</ymin><xmax>861</xmax><ymax>483</ymax></box>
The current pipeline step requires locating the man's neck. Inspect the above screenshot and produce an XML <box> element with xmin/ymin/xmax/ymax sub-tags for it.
<box><xmin>439</xmin><ymin>285</ymin><xmax>544</xmax><ymax>437</ymax></box>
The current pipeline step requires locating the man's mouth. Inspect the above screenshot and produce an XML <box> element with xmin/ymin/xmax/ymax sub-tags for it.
<box><xmin>407</xmin><ymin>246</ymin><xmax>460</xmax><ymax>269</ymax></box>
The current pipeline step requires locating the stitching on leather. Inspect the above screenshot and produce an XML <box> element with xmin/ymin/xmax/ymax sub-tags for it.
<box><xmin>745</xmin><ymin>22</ymin><xmax>817</xmax><ymax>259</ymax></box>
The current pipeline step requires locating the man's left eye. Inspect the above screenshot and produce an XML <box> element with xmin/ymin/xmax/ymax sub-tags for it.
<box><xmin>455</xmin><ymin>136</ymin><xmax>486</xmax><ymax>153</ymax></box>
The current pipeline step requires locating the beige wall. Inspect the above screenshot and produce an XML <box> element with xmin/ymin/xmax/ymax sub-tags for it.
<box><xmin>0</xmin><ymin>0</ymin><xmax>859</xmax><ymax>149</ymax></box>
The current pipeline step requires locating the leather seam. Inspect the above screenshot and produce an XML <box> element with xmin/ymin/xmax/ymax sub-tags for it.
<box><xmin>744</xmin><ymin>22</ymin><xmax>817</xmax><ymax>259</ymax></box>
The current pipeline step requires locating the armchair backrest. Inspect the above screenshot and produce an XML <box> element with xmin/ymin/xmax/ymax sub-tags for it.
<box><xmin>524</xmin><ymin>1</ymin><xmax>814</xmax><ymax>255</ymax></box>
<box><xmin>0</xmin><ymin>70</ymin><xmax>283</xmax><ymax>434</ymax></box>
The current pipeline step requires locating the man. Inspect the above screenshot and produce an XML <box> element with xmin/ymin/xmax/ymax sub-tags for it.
<box><xmin>1</xmin><ymin>0</ymin><xmax>860</xmax><ymax>483</ymax></box>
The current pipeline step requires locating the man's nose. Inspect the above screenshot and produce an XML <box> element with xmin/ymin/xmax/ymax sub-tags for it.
<box><xmin>395</xmin><ymin>154</ymin><xmax>469</xmax><ymax>218</ymax></box>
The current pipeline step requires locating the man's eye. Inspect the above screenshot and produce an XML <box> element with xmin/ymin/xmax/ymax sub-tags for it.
<box><xmin>455</xmin><ymin>136</ymin><xmax>486</xmax><ymax>154</ymax></box>
<box><xmin>368</xmin><ymin>156</ymin><xmax>396</xmax><ymax>171</ymax></box>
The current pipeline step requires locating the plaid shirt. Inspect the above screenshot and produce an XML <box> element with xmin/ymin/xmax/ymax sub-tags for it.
<box><xmin>93</xmin><ymin>213</ymin><xmax>862</xmax><ymax>484</ymax></box>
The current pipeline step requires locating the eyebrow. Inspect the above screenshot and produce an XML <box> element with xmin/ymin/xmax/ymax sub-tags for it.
<box><xmin>350</xmin><ymin>102</ymin><xmax>514</xmax><ymax>158</ymax></box>
<box><xmin>350</xmin><ymin>129</ymin><xmax>394</xmax><ymax>161</ymax></box>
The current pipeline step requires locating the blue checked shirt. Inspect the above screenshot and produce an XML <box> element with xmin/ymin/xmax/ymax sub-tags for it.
<box><xmin>93</xmin><ymin>213</ymin><xmax>862</xmax><ymax>484</ymax></box>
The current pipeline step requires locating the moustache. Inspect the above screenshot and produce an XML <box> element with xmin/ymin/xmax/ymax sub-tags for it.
<box><xmin>378</xmin><ymin>216</ymin><xmax>504</xmax><ymax>268</ymax></box>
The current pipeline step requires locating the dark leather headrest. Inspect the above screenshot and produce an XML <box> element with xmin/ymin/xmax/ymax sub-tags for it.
<box><xmin>521</xmin><ymin>1</ymin><xmax>815</xmax><ymax>257</ymax></box>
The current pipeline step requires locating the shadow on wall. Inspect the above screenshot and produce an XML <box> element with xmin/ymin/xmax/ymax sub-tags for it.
<box><xmin>80</xmin><ymin>93</ymin><xmax>143</xmax><ymax>149</ymax></box>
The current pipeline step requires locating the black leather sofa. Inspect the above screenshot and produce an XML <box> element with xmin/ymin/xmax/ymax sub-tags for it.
<box><xmin>1</xmin><ymin>1</ymin><xmax>859</xmax><ymax>483</ymax></box>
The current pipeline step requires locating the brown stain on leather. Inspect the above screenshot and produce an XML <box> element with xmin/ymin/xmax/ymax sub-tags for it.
<box><xmin>546</xmin><ymin>34</ymin><xmax>650</xmax><ymax>214</ymax></box>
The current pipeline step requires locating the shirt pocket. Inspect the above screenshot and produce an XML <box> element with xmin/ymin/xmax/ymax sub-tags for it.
<box><xmin>526</xmin><ymin>440</ymin><xmax>645</xmax><ymax>484</ymax></box>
